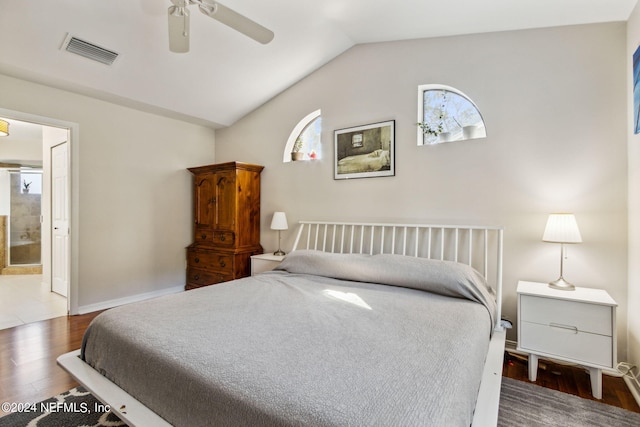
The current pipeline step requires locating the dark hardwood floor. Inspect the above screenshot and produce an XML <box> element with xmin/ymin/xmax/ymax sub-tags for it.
<box><xmin>503</xmin><ymin>350</ymin><xmax>640</xmax><ymax>413</ymax></box>
<box><xmin>1</xmin><ymin>313</ymin><xmax>639</xmax><ymax>418</ymax></box>
<box><xmin>0</xmin><ymin>311</ymin><xmax>102</xmax><ymax>417</ymax></box>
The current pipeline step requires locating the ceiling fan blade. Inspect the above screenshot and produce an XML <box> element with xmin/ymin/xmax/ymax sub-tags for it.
<box><xmin>198</xmin><ymin>1</ymin><xmax>274</xmax><ymax>44</ymax></box>
<box><xmin>168</xmin><ymin>3</ymin><xmax>190</xmax><ymax>53</ymax></box>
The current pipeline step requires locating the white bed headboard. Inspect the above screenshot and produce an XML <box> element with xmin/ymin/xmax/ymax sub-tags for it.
<box><xmin>291</xmin><ymin>221</ymin><xmax>504</xmax><ymax>330</ymax></box>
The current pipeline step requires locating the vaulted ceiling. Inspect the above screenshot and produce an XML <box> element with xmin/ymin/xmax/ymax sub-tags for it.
<box><xmin>0</xmin><ymin>0</ymin><xmax>636</xmax><ymax>128</ymax></box>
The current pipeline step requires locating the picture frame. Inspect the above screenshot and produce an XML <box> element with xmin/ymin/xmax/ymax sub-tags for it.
<box><xmin>334</xmin><ymin>120</ymin><xmax>396</xmax><ymax>179</ymax></box>
<box><xmin>634</xmin><ymin>45</ymin><xmax>640</xmax><ymax>134</ymax></box>
<box><xmin>334</xmin><ymin>120</ymin><xmax>395</xmax><ymax>180</ymax></box>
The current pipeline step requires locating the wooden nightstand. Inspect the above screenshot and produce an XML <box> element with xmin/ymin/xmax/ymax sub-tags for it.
<box><xmin>250</xmin><ymin>253</ymin><xmax>285</xmax><ymax>275</ymax></box>
<box><xmin>516</xmin><ymin>280</ymin><xmax>617</xmax><ymax>399</ymax></box>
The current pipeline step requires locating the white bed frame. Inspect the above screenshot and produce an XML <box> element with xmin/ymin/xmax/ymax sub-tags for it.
<box><xmin>58</xmin><ymin>221</ymin><xmax>505</xmax><ymax>427</ymax></box>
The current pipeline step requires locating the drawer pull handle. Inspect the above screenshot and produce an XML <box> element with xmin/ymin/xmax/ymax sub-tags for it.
<box><xmin>201</xmin><ymin>234</ymin><xmax>207</xmax><ymax>239</ymax></box>
<box><xmin>194</xmin><ymin>257</ymin><xmax>200</xmax><ymax>263</ymax></box>
<box><xmin>549</xmin><ymin>323</ymin><xmax>578</xmax><ymax>334</ymax></box>
<box><xmin>220</xmin><ymin>235</ymin><xmax>226</xmax><ymax>242</ymax></box>
<box><xmin>194</xmin><ymin>275</ymin><xmax>200</xmax><ymax>280</ymax></box>
<box><xmin>220</xmin><ymin>261</ymin><xmax>226</xmax><ymax>268</ymax></box>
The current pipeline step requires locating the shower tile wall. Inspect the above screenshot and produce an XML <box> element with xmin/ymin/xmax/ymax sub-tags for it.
<box><xmin>9</xmin><ymin>174</ymin><xmax>41</xmax><ymax>265</ymax></box>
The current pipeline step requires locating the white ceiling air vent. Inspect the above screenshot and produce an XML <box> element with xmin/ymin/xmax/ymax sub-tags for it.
<box><xmin>61</xmin><ymin>34</ymin><xmax>119</xmax><ymax>65</ymax></box>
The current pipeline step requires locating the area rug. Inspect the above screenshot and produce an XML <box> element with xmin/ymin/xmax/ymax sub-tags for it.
<box><xmin>0</xmin><ymin>386</ymin><xmax>126</xmax><ymax>427</ymax></box>
<box><xmin>3</xmin><ymin>378</ymin><xmax>640</xmax><ymax>426</ymax></box>
<box><xmin>498</xmin><ymin>377</ymin><xmax>640</xmax><ymax>427</ymax></box>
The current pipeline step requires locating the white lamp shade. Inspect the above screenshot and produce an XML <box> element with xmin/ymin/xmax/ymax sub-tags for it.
<box><xmin>542</xmin><ymin>213</ymin><xmax>582</xmax><ymax>243</ymax></box>
<box><xmin>270</xmin><ymin>212</ymin><xmax>288</xmax><ymax>230</ymax></box>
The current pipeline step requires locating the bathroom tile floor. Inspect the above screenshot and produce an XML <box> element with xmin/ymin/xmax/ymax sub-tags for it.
<box><xmin>0</xmin><ymin>275</ymin><xmax>67</xmax><ymax>330</ymax></box>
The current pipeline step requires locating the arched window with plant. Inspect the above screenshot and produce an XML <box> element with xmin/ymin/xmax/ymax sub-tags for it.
<box><xmin>283</xmin><ymin>109</ymin><xmax>322</xmax><ymax>162</ymax></box>
<box><xmin>417</xmin><ymin>85</ymin><xmax>486</xmax><ymax>145</ymax></box>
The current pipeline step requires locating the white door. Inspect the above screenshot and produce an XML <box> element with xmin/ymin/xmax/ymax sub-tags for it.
<box><xmin>51</xmin><ymin>142</ymin><xmax>69</xmax><ymax>297</ymax></box>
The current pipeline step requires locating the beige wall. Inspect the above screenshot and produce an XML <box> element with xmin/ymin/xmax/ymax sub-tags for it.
<box><xmin>216</xmin><ymin>23</ymin><xmax>629</xmax><ymax>357</ymax></box>
<box><xmin>628</xmin><ymin>4</ymin><xmax>640</xmax><ymax>389</ymax></box>
<box><xmin>0</xmin><ymin>73</ymin><xmax>216</xmax><ymax>312</ymax></box>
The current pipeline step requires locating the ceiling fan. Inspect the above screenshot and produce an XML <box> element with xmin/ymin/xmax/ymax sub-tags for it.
<box><xmin>168</xmin><ymin>0</ymin><xmax>274</xmax><ymax>53</ymax></box>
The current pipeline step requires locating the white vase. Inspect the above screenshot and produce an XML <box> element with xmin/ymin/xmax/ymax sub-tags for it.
<box><xmin>463</xmin><ymin>125</ymin><xmax>480</xmax><ymax>139</ymax></box>
<box><xmin>438</xmin><ymin>132</ymin><xmax>451</xmax><ymax>142</ymax></box>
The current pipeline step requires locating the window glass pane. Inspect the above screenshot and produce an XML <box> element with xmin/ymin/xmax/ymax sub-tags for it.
<box><xmin>297</xmin><ymin>117</ymin><xmax>322</xmax><ymax>160</ymax></box>
<box><xmin>419</xmin><ymin>87</ymin><xmax>486</xmax><ymax>145</ymax></box>
<box><xmin>285</xmin><ymin>110</ymin><xmax>322</xmax><ymax>162</ymax></box>
<box><xmin>20</xmin><ymin>173</ymin><xmax>42</xmax><ymax>194</ymax></box>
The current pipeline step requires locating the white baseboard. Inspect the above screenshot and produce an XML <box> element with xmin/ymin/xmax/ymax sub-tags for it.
<box><xmin>77</xmin><ymin>285</ymin><xmax>184</xmax><ymax>314</ymax></box>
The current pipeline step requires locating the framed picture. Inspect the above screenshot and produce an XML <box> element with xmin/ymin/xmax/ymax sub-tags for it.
<box><xmin>634</xmin><ymin>45</ymin><xmax>640</xmax><ymax>134</ymax></box>
<box><xmin>334</xmin><ymin>120</ymin><xmax>395</xmax><ymax>180</ymax></box>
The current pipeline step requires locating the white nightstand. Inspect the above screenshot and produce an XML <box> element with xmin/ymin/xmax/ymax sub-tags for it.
<box><xmin>516</xmin><ymin>280</ymin><xmax>617</xmax><ymax>399</ymax></box>
<box><xmin>250</xmin><ymin>253</ymin><xmax>285</xmax><ymax>275</ymax></box>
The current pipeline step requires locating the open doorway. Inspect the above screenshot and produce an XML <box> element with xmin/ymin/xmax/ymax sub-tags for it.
<box><xmin>0</xmin><ymin>113</ymin><xmax>72</xmax><ymax>329</ymax></box>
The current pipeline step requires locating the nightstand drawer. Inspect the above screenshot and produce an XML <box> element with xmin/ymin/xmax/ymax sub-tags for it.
<box><xmin>520</xmin><ymin>295</ymin><xmax>612</xmax><ymax>336</ymax></box>
<box><xmin>520</xmin><ymin>321</ymin><xmax>613</xmax><ymax>367</ymax></box>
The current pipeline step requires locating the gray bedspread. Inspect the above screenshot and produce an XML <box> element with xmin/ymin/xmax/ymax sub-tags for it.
<box><xmin>81</xmin><ymin>251</ymin><xmax>494</xmax><ymax>426</ymax></box>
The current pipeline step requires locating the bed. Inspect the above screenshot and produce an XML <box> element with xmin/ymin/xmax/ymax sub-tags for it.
<box><xmin>58</xmin><ymin>221</ymin><xmax>506</xmax><ymax>426</ymax></box>
<box><xmin>337</xmin><ymin>149</ymin><xmax>391</xmax><ymax>174</ymax></box>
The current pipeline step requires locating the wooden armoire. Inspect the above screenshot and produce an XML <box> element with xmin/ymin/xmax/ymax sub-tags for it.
<box><xmin>186</xmin><ymin>162</ymin><xmax>264</xmax><ymax>290</ymax></box>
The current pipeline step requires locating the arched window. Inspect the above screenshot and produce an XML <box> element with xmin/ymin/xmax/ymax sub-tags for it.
<box><xmin>283</xmin><ymin>109</ymin><xmax>322</xmax><ymax>162</ymax></box>
<box><xmin>417</xmin><ymin>85</ymin><xmax>486</xmax><ymax>145</ymax></box>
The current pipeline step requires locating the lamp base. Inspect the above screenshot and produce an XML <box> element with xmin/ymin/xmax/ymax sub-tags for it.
<box><xmin>548</xmin><ymin>277</ymin><xmax>575</xmax><ymax>291</ymax></box>
<box><xmin>273</xmin><ymin>249</ymin><xmax>286</xmax><ymax>256</ymax></box>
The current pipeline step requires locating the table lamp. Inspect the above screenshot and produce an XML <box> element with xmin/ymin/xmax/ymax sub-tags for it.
<box><xmin>270</xmin><ymin>212</ymin><xmax>288</xmax><ymax>256</ymax></box>
<box><xmin>542</xmin><ymin>213</ymin><xmax>582</xmax><ymax>291</ymax></box>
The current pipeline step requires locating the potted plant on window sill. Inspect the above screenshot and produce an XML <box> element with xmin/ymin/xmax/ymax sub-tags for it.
<box><xmin>291</xmin><ymin>137</ymin><xmax>305</xmax><ymax>161</ymax></box>
<box><xmin>417</xmin><ymin>121</ymin><xmax>443</xmax><ymax>138</ymax></box>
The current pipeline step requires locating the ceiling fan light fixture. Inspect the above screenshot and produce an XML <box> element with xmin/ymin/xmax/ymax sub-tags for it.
<box><xmin>168</xmin><ymin>3</ymin><xmax>190</xmax><ymax>53</ymax></box>
<box><xmin>0</xmin><ymin>119</ymin><xmax>9</xmax><ymax>137</ymax></box>
<box><xmin>169</xmin><ymin>5</ymin><xmax>187</xmax><ymax>17</ymax></box>
<box><xmin>167</xmin><ymin>0</ymin><xmax>273</xmax><ymax>52</ymax></box>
